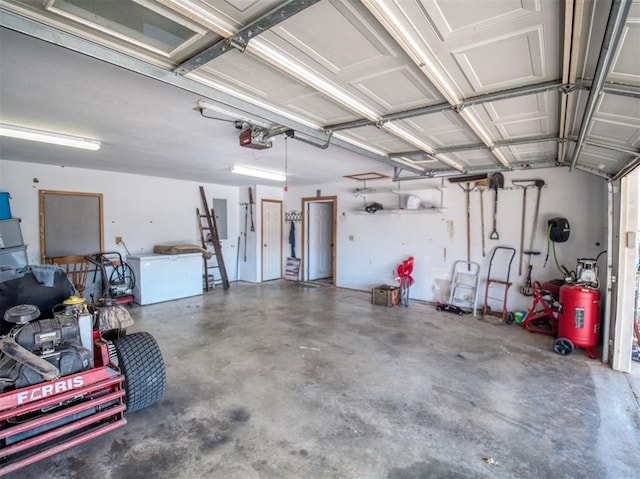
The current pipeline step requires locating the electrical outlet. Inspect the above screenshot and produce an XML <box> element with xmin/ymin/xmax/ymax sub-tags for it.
<box><xmin>115</xmin><ymin>236</ymin><xmax>122</xmax><ymax>244</ymax></box>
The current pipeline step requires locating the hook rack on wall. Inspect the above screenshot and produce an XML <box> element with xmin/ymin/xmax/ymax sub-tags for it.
<box><xmin>285</xmin><ymin>210</ymin><xmax>302</xmax><ymax>223</ymax></box>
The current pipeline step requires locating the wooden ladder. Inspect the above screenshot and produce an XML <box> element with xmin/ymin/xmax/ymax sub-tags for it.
<box><xmin>197</xmin><ymin>186</ymin><xmax>230</xmax><ymax>291</ymax></box>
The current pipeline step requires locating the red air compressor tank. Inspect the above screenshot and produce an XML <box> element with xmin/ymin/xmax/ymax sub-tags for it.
<box><xmin>554</xmin><ymin>284</ymin><xmax>601</xmax><ymax>358</ymax></box>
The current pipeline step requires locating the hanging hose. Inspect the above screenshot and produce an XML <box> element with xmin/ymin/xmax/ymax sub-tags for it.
<box><xmin>544</xmin><ymin>224</ymin><xmax>552</xmax><ymax>268</ymax></box>
<box><xmin>545</xmin><ymin>223</ymin><xmax>573</xmax><ymax>279</ymax></box>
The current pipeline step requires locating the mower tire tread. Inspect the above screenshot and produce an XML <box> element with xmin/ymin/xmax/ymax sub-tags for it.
<box><xmin>112</xmin><ymin>332</ymin><xmax>166</xmax><ymax>414</ymax></box>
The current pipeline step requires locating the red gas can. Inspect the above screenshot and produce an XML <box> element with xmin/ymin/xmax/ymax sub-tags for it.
<box><xmin>554</xmin><ymin>284</ymin><xmax>601</xmax><ymax>358</ymax></box>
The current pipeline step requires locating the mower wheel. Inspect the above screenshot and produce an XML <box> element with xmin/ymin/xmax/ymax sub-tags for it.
<box><xmin>504</xmin><ymin>312</ymin><xmax>515</xmax><ymax>325</ymax></box>
<box><xmin>111</xmin><ymin>332</ymin><xmax>166</xmax><ymax>413</ymax></box>
<box><xmin>553</xmin><ymin>337</ymin><xmax>574</xmax><ymax>356</ymax></box>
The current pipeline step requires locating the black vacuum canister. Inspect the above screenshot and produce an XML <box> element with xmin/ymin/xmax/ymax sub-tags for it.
<box><xmin>548</xmin><ymin>217</ymin><xmax>570</xmax><ymax>243</ymax></box>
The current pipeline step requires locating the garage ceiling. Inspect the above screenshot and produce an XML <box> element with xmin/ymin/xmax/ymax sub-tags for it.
<box><xmin>0</xmin><ymin>0</ymin><xmax>639</xmax><ymax>185</ymax></box>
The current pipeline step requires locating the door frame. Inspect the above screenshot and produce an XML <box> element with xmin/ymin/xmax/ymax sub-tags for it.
<box><xmin>261</xmin><ymin>199</ymin><xmax>283</xmax><ymax>282</ymax></box>
<box><xmin>301</xmin><ymin>196</ymin><xmax>337</xmax><ymax>285</ymax></box>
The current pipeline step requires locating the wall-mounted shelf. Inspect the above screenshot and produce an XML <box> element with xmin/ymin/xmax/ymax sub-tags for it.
<box><xmin>353</xmin><ymin>180</ymin><xmax>447</xmax><ymax>215</ymax></box>
<box><xmin>353</xmin><ymin>206</ymin><xmax>446</xmax><ymax>215</ymax></box>
<box><xmin>390</xmin><ymin>185</ymin><xmax>447</xmax><ymax>195</ymax></box>
<box><xmin>391</xmin><ymin>207</ymin><xmax>446</xmax><ymax>214</ymax></box>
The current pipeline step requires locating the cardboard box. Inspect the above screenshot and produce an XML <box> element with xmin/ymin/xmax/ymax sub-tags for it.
<box><xmin>371</xmin><ymin>285</ymin><xmax>400</xmax><ymax>307</ymax></box>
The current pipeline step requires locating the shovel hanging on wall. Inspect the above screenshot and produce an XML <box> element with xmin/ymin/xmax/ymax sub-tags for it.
<box><xmin>488</xmin><ymin>173</ymin><xmax>504</xmax><ymax>240</ymax></box>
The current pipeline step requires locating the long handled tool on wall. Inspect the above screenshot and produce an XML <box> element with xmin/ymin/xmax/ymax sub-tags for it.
<box><xmin>520</xmin><ymin>179</ymin><xmax>545</xmax><ymax>295</ymax></box>
<box><xmin>448</xmin><ymin>174</ymin><xmax>487</xmax><ymax>267</ymax></box>
<box><xmin>242</xmin><ymin>202</ymin><xmax>249</xmax><ymax>262</ymax></box>
<box><xmin>475</xmin><ymin>178</ymin><xmax>489</xmax><ymax>257</ymax></box>
<box><xmin>488</xmin><ymin>173</ymin><xmax>504</xmax><ymax>240</ymax></box>
<box><xmin>248</xmin><ymin>187</ymin><xmax>255</xmax><ymax>232</ymax></box>
<box><xmin>513</xmin><ymin>180</ymin><xmax>537</xmax><ymax>275</ymax></box>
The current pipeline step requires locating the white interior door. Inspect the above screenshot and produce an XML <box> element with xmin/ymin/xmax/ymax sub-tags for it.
<box><xmin>308</xmin><ymin>201</ymin><xmax>333</xmax><ymax>281</ymax></box>
<box><xmin>261</xmin><ymin>200</ymin><xmax>282</xmax><ymax>281</ymax></box>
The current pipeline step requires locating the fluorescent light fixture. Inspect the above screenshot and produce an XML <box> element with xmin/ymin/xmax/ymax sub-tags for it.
<box><xmin>332</xmin><ymin>132</ymin><xmax>388</xmax><ymax>157</ymax></box>
<box><xmin>457</xmin><ymin>110</ymin><xmax>510</xmax><ymax>168</ymax></box>
<box><xmin>176</xmin><ymin>0</ymin><xmax>382</xmax><ymax>122</ymax></box>
<box><xmin>458</xmin><ymin>109</ymin><xmax>494</xmax><ymax>146</ymax></box>
<box><xmin>383</xmin><ymin>122</ymin><xmax>464</xmax><ymax>171</ymax></box>
<box><xmin>191</xmin><ymin>73</ymin><xmax>322</xmax><ymax>130</ymax></box>
<box><xmin>248</xmin><ymin>42</ymin><xmax>382</xmax><ymax>122</ymax></box>
<box><xmin>0</xmin><ymin>124</ymin><xmax>101</xmax><ymax>151</ymax></box>
<box><xmin>361</xmin><ymin>0</ymin><xmax>462</xmax><ymax>105</ymax></box>
<box><xmin>231</xmin><ymin>165</ymin><xmax>285</xmax><ymax>182</ymax></box>
<box><xmin>164</xmin><ymin>0</ymin><xmax>234</xmax><ymax>36</ymax></box>
<box><xmin>491</xmin><ymin>148</ymin><xmax>511</xmax><ymax>168</ymax></box>
<box><xmin>383</xmin><ymin>122</ymin><xmax>435</xmax><ymax>154</ymax></box>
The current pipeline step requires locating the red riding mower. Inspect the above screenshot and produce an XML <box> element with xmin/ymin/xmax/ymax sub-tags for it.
<box><xmin>0</xmin><ymin>266</ymin><xmax>166</xmax><ymax>475</ymax></box>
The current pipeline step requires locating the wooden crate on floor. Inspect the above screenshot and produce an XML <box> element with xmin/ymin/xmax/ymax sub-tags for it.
<box><xmin>371</xmin><ymin>285</ymin><xmax>400</xmax><ymax>307</ymax></box>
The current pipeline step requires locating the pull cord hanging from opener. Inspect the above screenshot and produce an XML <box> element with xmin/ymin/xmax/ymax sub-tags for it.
<box><xmin>284</xmin><ymin>135</ymin><xmax>288</xmax><ymax>192</ymax></box>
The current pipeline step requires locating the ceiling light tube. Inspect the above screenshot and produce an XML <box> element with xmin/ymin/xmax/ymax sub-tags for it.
<box><xmin>0</xmin><ymin>124</ymin><xmax>101</xmax><ymax>151</ymax></box>
<box><xmin>490</xmin><ymin>148</ymin><xmax>511</xmax><ymax>168</ymax></box>
<box><xmin>191</xmin><ymin>74</ymin><xmax>322</xmax><ymax>130</ymax></box>
<box><xmin>383</xmin><ymin>123</ymin><xmax>464</xmax><ymax>171</ymax></box>
<box><xmin>231</xmin><ymin>165</ymin><xmax>285</xmax><ymax>182</ymax></box>
<box><xmin>458</xmin><ymin>109</ymin><xmax>495</xmax><ymax>146</ymax></box>
<box><xmin>361</xmin><ymin>0</ymin><xmax>462</xmax><ymax>105</ymax></box>
<box><xmin>247</xmin><ymin>42</ymin><xmax>382</xmax><ymax>122</ymax></box>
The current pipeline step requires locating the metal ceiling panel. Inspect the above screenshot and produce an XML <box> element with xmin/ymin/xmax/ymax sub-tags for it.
<box><xmin>426</xmin><ymin>0</ymin><xmax>540</xmax><ymax>39</ymax></box>
<box><xmin>473</xmin><ymin>91</ymin><xmax>559</xmax><ymax>140</ymax></box>
<box><xmin>567</xmin><ymin>90</ymin><xmax>590</xmax><ymax>138</ymax></box>
<box><xmin>589</xmin><ymin>117</ymin><xmax>640</xmax><ymax>148</ymax></box>
<box><xmin>258</xmin><ymin>0</ymin><xmax>445</xmax><ymax>114</ymax></box>
<box><xmin>397</xmin><ymin>111</ymin><xmax>478</xmax><ymax>148</ymax></box>
<box><xmin>575</xmin><ymin>0</ymin><xmax>611</xmax><ymax>81</ymax></box>
<box><xmin>451</xmin><ymin>26</ymin><xmax>547</xmax><ymax>92</ymax></box>
<box><xmin>598</xmin><ymin>91</ymin><xmax>640</xmax><ymax>119</ymax></box>
<box><xmin>351</xmin><ymin>66</ymin><xmax>442</xmax><ymax>112</ymax></box>
<box><xmin>608</xmin><ymin>19</ymin><xmax>640</xmax><ymax>83</ymax></box>
<box><xmin>197</xmin><ymin>50</ymin><xmax>359</xmax><ymax>125</ymax></box>
<box><xmin>506</xmin><ymin>141</ymin><xmax>558</xmax><ymax>163</ymax></box>
<box><xmin>371</xmin><ymin>0</ymin><xmax>561</xmax><ymax>97</ymax></box>
<box><xmin>283</xmin><ymin>92</ymin><xmax>361</xmax><ymax>126</ymax></box>
<box><xmin>337</xmin><ymin>126</ymin><xmax>415</xmax><ymax>153</ymax></box>
<box><xmin>271</xmin><ymin>0</ymin><xmax>395</xmax><ymax>74</ymax></box>
<box><xmin>198</xmin><ymin>50</ymin><xmax>307</xmax><ymax>100</ymax></box>
<box><xmin>1</xmin><ymin>0</ymin><xmax>637</xmax><ymax>180</ymax></box>
<box><xmin>196</xmin><ymin>0</ymin><xmax>288</xmax><ymax>28</ymax></box>
<box><xmin>578</xmin><ymin>144</ymin><xmax>633</xmax><ymax>175</ymax></box>
<box><xmin>445</xmin><ymin>149</ymin><xmax>497</xmax><ymax>170</ymax></box>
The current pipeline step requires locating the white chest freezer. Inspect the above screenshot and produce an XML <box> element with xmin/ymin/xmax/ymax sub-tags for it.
<box><xmin>127</xmin><ymin>253</ymin><xmax>202</xmax><ymax>305</ymax></box>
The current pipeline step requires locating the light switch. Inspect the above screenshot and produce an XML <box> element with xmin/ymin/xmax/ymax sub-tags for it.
<box><xmin>626</xmin><ymin>231</ymin><xmax>636</xmax><ymax>248</ymax></box>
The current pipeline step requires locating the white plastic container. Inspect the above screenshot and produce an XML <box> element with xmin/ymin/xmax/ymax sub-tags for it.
<box><xmin>406</xmin><ymin>195</ymin><xmax>421</xmax><ymax>210</ymax></box>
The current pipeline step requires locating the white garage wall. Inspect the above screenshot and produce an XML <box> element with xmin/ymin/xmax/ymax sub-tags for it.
<box><xmin>0</xmin><ymin>159</ymin><xmax>240</xmax><ymax>280</ymax></box>
<box><xmin>286</xmin><ymin>168</ymin><xmax>607</xmax><ymax>311</ymax></box>
<box><xmin>1</xmin><ymin>159</ymin><xmax>607</xmax><ymax>312</ymax></box>
<box><xmin>236</xmin><ymin>184</ymin><xmax>284</xmax><ymax>283</ymax></box>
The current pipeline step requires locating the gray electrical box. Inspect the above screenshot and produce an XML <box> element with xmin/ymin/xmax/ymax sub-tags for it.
<box><xmin>211</xmin><ymin>198</ymin><xmax>228</xmax><ymax>240</ymax></box>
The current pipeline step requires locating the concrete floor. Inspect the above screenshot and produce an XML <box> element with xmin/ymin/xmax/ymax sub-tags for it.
<box><xmin>8</xmin><ymin>281</ymin><xmax>640</xmax><ymax>479</ymax></box>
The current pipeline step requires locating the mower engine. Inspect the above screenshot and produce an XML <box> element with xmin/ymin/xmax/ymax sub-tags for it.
<box><xmin>0</xmin><ymin>303</ymin><xmax>93</xmax><ymax>394</ymax></box>
<box><xmin>0</xmin><ymin>267</ymin><xmax>165</xmax><ymax>476</ymax></box>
